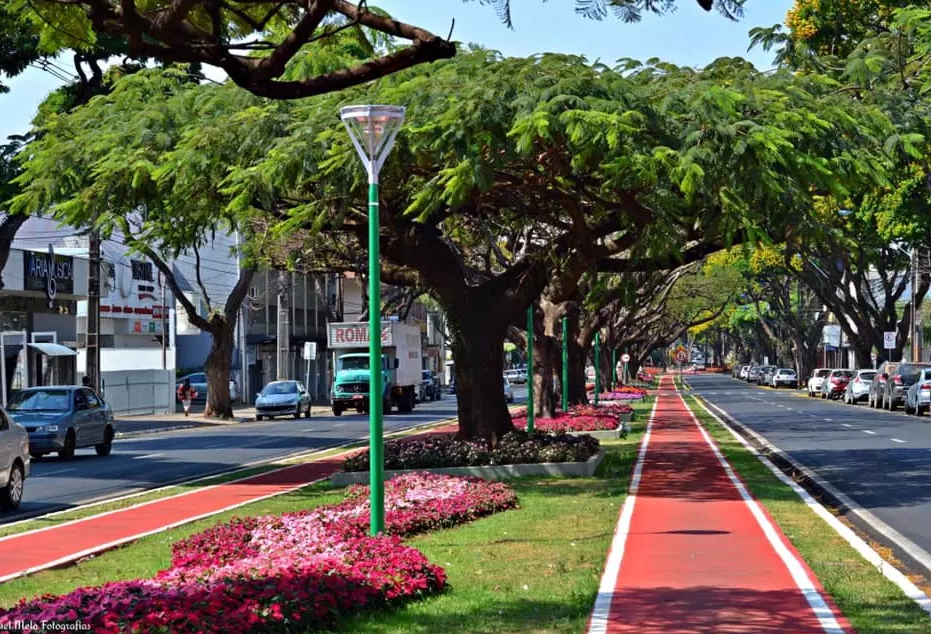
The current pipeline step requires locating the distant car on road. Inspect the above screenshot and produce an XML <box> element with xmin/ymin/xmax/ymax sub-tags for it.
<box><xmin>746</xmin><ymin>367</ymin><xmax>763</xmax><ymax>383</ymax></box>
<box><xmin>843</xmin><ymin>370</ymin><xmax>875</xmax><ymax>404</ymax></box>
<box><xmin>820</xmin><ymin>369</ymin><xmax>853</xmax><ymax>400</ymax></box>
<box><xmin>806</xmin><ymin>368</ymin><xmax>831</xmax><ymax>397</ymax></box>
<box><xmin>418</xmin><ymin>370</ymin><xmax>440</xmax><ymax>402</ymax></box>
<box><xmin>503</xmin><ymin>376</ymin><xmax>515</xmax><ymax>403</ymax></box>
<box><xmin>868</xmin><ymin>361</ymin><xmax>898</xmax><ymax>408</ymax></box>
<box><xmin>176</xmin><ymin>372</ymin><xmax>208</xmax><ymax>402</ymax></box>
<box><xmin>254</xmin><ymin>380</ymin><xmax>312</xmax><ymax>420</ymax></box>
<box><xmin>757</xmin><ymin>366</ymin><xmax>776</xmax><ymax>386</ymax></box>
<box><xmin>770</xmin><ymin>368</ymin><xmax>798</xmax><ymax>388</ymax></box>
<box><xmin>0</xmin><ymin>406</ymin><xmax>29</xmax><ymax>509</ymax></box>
<box><xmin>504</xmin><ymin>369</ymin><xmax>527</xmax><ymax>385</ymax></box>
<box><xmin>7</xmin><ymin>386</ymin><xmax>115</xmax><ymax>459</ymax></box>
<box><xmin>904</xmin><ymin>368</ymin><xmax>931</xmax><ymax>416</ymax></box>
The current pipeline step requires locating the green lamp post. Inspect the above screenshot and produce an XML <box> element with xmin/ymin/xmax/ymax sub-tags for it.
<box><xmin>526</xmin><ymin>306</ymin><xmax>534</xmax><ymax>432</ymax></box>
<box><xmin>340</xmin><ymin>104</ymin><xmax>405</xmax><ymax>536</ymax></box>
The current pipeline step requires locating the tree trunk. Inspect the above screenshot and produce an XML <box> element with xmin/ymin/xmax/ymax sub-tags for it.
<box><xmin>203</xmin><ymin>314</ymin><xmax>235</xmax><ymax>419</ymax></box>
<box><xmin>531</xmin><ymin>315</ymin><xmax>558</xmax><ymax>418</ymax></box>
<box><xmin>448</xmin><ymin>309</ymin><xmax>515</xmax><ymax>445</ymax></box>
<box><xmin>565</xmin><ymin>311</ymin><xmax>588</xmax><ymax>405</ymax></box>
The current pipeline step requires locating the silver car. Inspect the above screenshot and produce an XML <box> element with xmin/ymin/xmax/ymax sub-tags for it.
<box><xmin>843</xmin><ymin>370</ymin><xmax>876</xmax><ymax>404</ymax></box>
<box><xmin>503</xmin><ymin>376</ymin><xmax>515</xmax><ymax>403</ymax></box>
<box><xmin>255</xmin><ymin>380</ymin><xmax>312</xmax><ymax>420</ymax></box>
<box><xmin>904</xmin><ymin>369</ymin><xmax>931</xmax><ymax>416</ymax></box>
<box><xmin>7</xmin><ymin>386</ymin><xmax>116</xmax><ymax>459</ymax></box>
<box><xmin>771</xmin><ymin>368</ymin><xmax>798</xmax><ymax>388</ymax></box>
<box><xmin>0</xmin><ymin>406</ymin><xmax>30</xmax><ymax>509</ymax></box>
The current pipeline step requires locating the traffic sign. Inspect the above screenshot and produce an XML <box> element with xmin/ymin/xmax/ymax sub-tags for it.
<box><xmin>674</xmin><ymin>350</ymin><xmax>688</xmax><ymax>363</ymax></box>
<box><xmin>303</xmin><ymin>341</ymin><xmax>317</xmax><ymax>360</ymax></box>
<box><xmin>883</xmin><ymin>331</ymin><xmax>896</xmax><ymax>350</ymax></box>
<box><xmin>621</xmin><ymin>353</ymin><xmax>631</xmax><ymax>363</ymax></box>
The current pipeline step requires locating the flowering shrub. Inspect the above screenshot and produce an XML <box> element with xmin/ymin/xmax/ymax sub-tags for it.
<box><xmin>343</xmin><ymin>431</ymin><xmax>600</xmax><ymax>472</ymax></box>
<box><xmin>593</xmin><ymin>386</ymin><xmax>648</xmax><ymax>401</ymax></box>
<box><xmin>0</xmin><ymin>474</ymin><xmax>517</xmax><ymax>634</ymax></box>
<box><xmin>511</xmin><ymin>402</ymin><xmax>630</xmax><ymax>433</ymax></box>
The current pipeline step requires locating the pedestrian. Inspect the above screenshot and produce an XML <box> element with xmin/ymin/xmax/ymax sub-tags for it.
<box><xmin>81</xmin><ymin>376</ymin><xmax>91</xmax><ymax>388</ymax></box>
<box><xmin>177</xmin><ymin>378</ymin><xmax>197</xmax><ymax>417</ymax></box>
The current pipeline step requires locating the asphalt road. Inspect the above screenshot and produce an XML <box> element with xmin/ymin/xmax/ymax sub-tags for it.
<box><xmin>5</xmin><ymin>388</ymin><xmax>525</xmax><ymax>524</ymax></box>
<box><xmin>688</xmin><ymin>373</ymin><xmax>931</xmax><ymax>569</ymax></box>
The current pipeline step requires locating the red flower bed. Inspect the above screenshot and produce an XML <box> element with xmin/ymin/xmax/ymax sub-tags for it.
<box><xmin>511</xmin><ymin>402</ymin><xmax>630</xmax><ymax>433</ymax></box>
<box><xmin>0</xmin><ymin>474</ymin><xmax>517</xmax><ymax>634</ymax></box>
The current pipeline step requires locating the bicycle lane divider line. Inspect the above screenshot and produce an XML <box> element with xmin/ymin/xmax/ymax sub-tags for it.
<box><xmin>588</xmin><ymin>374</ymin><xmax>850</xmax><ymax>634</ymax></box>
<box><xmin>681</xmin><ymin>393</ymin><xmax>849</xmax><ymax>634</ymax></box>
<box><xmin>0</xmin><ymin>422</ymin><xmax>458</xmax><ymax>584</ymax></box>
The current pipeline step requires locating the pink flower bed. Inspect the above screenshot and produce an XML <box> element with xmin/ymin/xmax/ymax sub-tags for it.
<box><xmin>0</xmin><ymin>473</ymin><xmax>517</xmax><ymax>634</ymax></box>
<box><xmin>511</xmin><ymin>402</ymin><xmax>630</xmax><ymax>433</ymax></box>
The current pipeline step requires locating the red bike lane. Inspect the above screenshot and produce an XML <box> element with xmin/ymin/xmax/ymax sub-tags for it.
<box><xmin>589</xmin><ymin>377</ymin><xmax>852</xmax><ymax>634</ymax></box>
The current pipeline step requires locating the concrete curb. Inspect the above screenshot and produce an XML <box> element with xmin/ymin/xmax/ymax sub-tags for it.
<box><xmin>115</xmin><ymin>425</ymin><xmax>199</xmax><ymax>439</ymax></box>
<box><xmin>330</xmin><ymin>450</ymin><xmax>605</xmax><ymax>487</ymax></box>
<box><xmin>695</xmin><ymin>394</ymin><xmax>931</xmax><ymax>594</ymax></box>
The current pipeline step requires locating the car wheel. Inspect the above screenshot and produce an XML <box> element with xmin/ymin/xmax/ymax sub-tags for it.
<box><xmin>293</xmin><ymin>407</ymin><xmax>301</xmax><ymax>419</ymax></box>
<box><xmin>0</xmin><ymin>462</ymin><xmax>24</xmax><ymax>510</ymax></box>
<box><xmin>256</xmin><ymin>414</ymin><xmax>264</xmax><ymax>421</ymax></box>
<box><xmin>918</xmin><ymin>406</ymin><xmax>926</xmax><ymax>417</ymax></box>
<box><xmin>305</xmin><ymin>404</ymin><xmax>312</xmax><ymax>418</ymax></box>
<box><xmin>58</xmin><ymin>429</ymin><xmax>76</xmax><ymax>460</ymax></box>
<box><xmin>333</xmin><ymin>406</ymin><xmax>343</xmax><ymax>417</ymax></box>
<box><xmin>95</xmin><ymin>426</ymin><xmax>114</xmax><ymax>457</ymax></box>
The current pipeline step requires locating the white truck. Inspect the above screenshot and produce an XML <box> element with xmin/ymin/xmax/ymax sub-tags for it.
<box><xmin>327</xmin><ymin>321</ymin><xmax>423</xmax><ymax>416</ymax></box>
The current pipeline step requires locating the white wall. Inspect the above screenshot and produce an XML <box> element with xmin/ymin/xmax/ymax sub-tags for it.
<box><xmin>99</xmin><ymin>370</ymin><xmax>174</xmax><ymax>416</ymax></box>
<box><xmin>78</xmin><ymin>347</ymin><xmax>175</xmax><ymax>373</ymax></box>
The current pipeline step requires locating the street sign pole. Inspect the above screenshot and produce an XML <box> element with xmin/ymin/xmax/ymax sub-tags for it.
<box><xmin>611</xmin><ymin>349</ymin><xmax>617</xmax><ymax>391</ymax></box>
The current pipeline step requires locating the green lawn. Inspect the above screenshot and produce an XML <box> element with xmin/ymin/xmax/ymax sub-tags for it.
<box><xmin>686</xmin><ymin>395</ymin><xmax>931</xmax><ymax>634</ymax></box>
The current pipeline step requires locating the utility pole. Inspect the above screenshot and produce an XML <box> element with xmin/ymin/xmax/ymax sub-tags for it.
<box><xmin>914</xmin><ymin>247</ymin><xmax>921</xmax><ymax>362</ymax></box>
<box><xmin>160</xmin><ymin>273</ymin><xmax>166</xmax><ymax>369</ymax></box>
<box><xmin>276</xmin><ymin>270</ymin><xmax>291</xmax><ymax>380</ymax></box>
<box><xmin>86</xmin><ymin>230</ymin><xmax>101</xmax><ymax>393</ymax></box>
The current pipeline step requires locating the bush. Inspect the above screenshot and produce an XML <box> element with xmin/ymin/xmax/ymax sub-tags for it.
<box><xmin>343</xmin><ymin>431</ymin><xmax>600</xmax><ymax>472</ymax></box>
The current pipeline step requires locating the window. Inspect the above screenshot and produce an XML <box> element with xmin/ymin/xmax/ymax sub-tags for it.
<box><xmin>8</xmin><ymin>389</ymin><xmax>70</xmax><ymax>412</ymax></box>
<box><xmin>74</xmin><ymin>390</ymin><xmax>88</xmax><ymax>409</ymax></box>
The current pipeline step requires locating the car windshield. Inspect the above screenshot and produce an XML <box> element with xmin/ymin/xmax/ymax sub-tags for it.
<box><xmin>7</xmin><ymin>389</ymin><xmax>70</xmax><ymax>412</ymax></box>
<box><xmin>815</xmin><ymin>370</ymin><xmax>830</xmax><ymax>377</ymax></box>
<box><xmin>339</xmin><ymin>356</ymin><xmax>370</xmax><ymax>371</ymax></box>
<box><xmin>835</xmin><ymin>371</ymin><xmax>854</xmax><ymax>378</ymax></box>
<box><xmin>778</xmin><ymin>369</ymin><xmax>796</xmax><ymax>375</ymax></box>
<box><xmin>859</xmin><ymin>372</ymin><xmax>876</xmax><ymax>380</ymax></box>
<box><xmin>262</xmin><ymin>382</ymin><xmax>297</xmax><ymax>396</ymax></box>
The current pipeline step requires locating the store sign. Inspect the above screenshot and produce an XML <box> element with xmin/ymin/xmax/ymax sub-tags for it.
<box><xmin>100</xmin><ymin>255</ymin><xmax>168</xmax><ymax>324</ymax></box>
<box><xmin>23</xmin><ymin>250</ymin><xmax>74</xmax><ymax>298</ymax></box>
<box><xmin>328</xmin><ymin>322</ymin><xmax>392</xmax><ymax>348</ymax></box>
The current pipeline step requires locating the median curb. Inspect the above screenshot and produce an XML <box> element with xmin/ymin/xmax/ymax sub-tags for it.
<box><xmin>694</xmin><ymin>394</ymin><xmax>931</xmax><ymax>588</ymax></box>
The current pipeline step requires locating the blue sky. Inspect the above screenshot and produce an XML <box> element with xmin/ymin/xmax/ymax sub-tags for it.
<box><xmin>0</xmin><ymin>0</ymin><xmax>792</xmax><ymax>141</ymax></box>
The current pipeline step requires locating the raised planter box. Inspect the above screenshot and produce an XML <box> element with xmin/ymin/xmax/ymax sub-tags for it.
<box><xmin>330</xmin><ymin>450</ymin><xmax>605</xmax><ymax>487</ymax></box>
<box><xmin>568</xmin><ymin>414</ymin><xmax>631</xmax><ymax>440</ymax></box>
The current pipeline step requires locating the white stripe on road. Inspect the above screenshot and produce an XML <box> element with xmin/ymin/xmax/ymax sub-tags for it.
<box><xmin>863</xmin><ymin>430</ymin><xmax>877</xmax><ymax>435</ymax></box>
<box><xmin>841</xmin><ymin>424</ymin><xmax>853</xmax><ymax>428</ymax></box>
<box><xmin>824</xmin><ymin>418</ymin><xmax>832</xmax><ymax>422</ymax></box>
<box><xmin>36</xmin><ymin>468</ymin><xmax>75</xmax><ymax>477</ymax></box>
<box><xmin>891</xmin><ymin>438</ymin><xmax>907</xmax><ymax>444</ymax></box>
<box><xmin>203</xmin><ymin>444</ymin><xmax>225</xmax><ymax>449</ymax></box>
<box><xmin>133</xmin><ymin>453</ymin><xmax>165</xmax><ymax>460</ymax></box>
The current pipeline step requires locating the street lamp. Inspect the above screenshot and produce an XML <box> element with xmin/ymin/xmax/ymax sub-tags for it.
<box><xmin>889</xmin><ymin>242</ymin><xmax>919</xmax><ymax>362</ymax></box>
<box><xmin>340</xmin><ymin>104</ymin><xmax>405</xmax><ymax>536</ymax></box>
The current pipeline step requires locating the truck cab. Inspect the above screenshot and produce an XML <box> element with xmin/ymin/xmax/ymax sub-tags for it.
<box><xmin>328</xmin><ymin>321</ymin><xmax>422</xmax><ymax>417</ymax></box>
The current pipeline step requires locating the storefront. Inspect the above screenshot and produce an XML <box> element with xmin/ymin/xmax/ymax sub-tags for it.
<box><xmin>0</xmin><ymin>247</ymin><xmax>88</xmax><ymax>405</ymax></box>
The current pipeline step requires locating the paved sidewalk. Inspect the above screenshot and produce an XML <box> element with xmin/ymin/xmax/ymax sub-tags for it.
<box><xmin>589</xmin><ymin>376</ymin><xmax>851</xmax><ymax>634</ymax></box>
<box><xmin>0</xmin><ymin>423</ymin><xmax>456</xmax><ymax>584</ymax></box>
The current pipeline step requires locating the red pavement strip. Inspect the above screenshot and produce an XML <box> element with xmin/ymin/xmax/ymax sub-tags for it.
<box><xmin>0</xmin><ymin>423</ymin><xmax>458</xmax><ymax>584</ymax></box>
<box><xmin>588</xmin><ymin>376</ymin><xmax>853</xmax><ymax>634</ymax></box>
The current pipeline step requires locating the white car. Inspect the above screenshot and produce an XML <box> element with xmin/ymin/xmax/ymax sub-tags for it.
<box><xmin>844</xmin><ymin>370</ymin><xmax>876</xmax><ymax>404</ymax></box>
<box><xmin>503</xmin><ymin>376</ymin><xmax>515</xmax><ymax>403</ymax></box>
<box><xmin>770</xmin><ymin>368</ymin><xmax>798</xmax><ymax>388</ymax></box>
<box><xmin>0</xmin><ymin>407</ymin><xmax>30</xmax><ymax>510</ymax></box>
<box><xmin>807</xmin><ymin>368</ymin><xmax>831</xmax><ymax>397</ymax></box>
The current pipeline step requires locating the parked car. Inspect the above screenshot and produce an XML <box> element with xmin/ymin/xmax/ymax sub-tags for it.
<box><xmin>771</xmin><ymin>368</ymin><xmax>798</xmax><ymax>388</ymax></box>
<box><xmin>757</xmin><ymin>366</ymin><xmax>777</xmax><ymax>386</ymax></box>
<box><xmin>806</xmin><ymin>368</ymin><xmax>831</xmax><ymax>397</ymax></box>
<box><xmin>820</xmin><ymin>369</ymin><xmax>853</xmax><ymax>400</ymax></box>
<box><xmin>0</xmin><ymin>406</ymin><xmax>30</xmax><ymax>509</ymax></box>
<box><xmin>904</xmin><ymin>368</ymin><xmax>931</xmax><ymax>415</ymax></box>
<box><xmin>868</xmin><ymin>361</ymin><xmax>898</xmax><ymax>408</ymax></box>
<box><xmin>503</xmin><ymin>376</ymin><xmax>515</xmax><ymax>403</ymax></box>
<box><xmin>843</xmin><ymin>370</ymin><xmax>876</xmax><ymax>404</ymax></box>
<box><xmin>7</xmin><ymin>386</ymin><xmax>115</xmax><ymax>459</ymax></box>
<box><xmin>882</xmin><ymin>362</ymin><xmax>931</xmax><ymax>410</ymax></box>
<box><xmin>738</xmin><ymin>365</ymin><xmax>751</xmax><ymax>380</ymax></box>
<box><xmin>254</xmin><ymin>381</ymin><xmax>312</xmax><ymax>420</ymax></box>
<box><xmin>504</xmin><ymin>369</ymin><xmax>527</xmax><ymax>385</ymax></box>
<box><xmin>448</xmin><ymin>377</ymin><xmax>457</xmax><ymax>395</ymax></box>
<box><xmin>746</xmin><ymin>366</ymin><xmax>763</xmax><ymax>382</ymax></box>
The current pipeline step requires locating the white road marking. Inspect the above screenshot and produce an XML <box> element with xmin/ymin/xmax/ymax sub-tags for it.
<box><xmin>841</xmin><ymin>424</ymin><xmax>853</xmax><ymax>428</ymax></box>
<box><xmin>37</xmin><ymin>468</ymin><xmax>75</xmax><ymax>477</ymax></box>
<box><xmin>202</xmin><ymin>444</ymin><xmax>225</xmax><ymax>449</ymax></box>
<box><xmin>891</xmin><ymin>438</ymin><xmax>907</xmax><ymax>444</ymax></box>
<box><xmin>133</xmin><ymin>453</ymin><xmax>165</xmax><ymax>460</ymax></box>
<box><xmin>824</xmin><ymin>418</ymin><xmax>832</xmax><ymax>422</ymax></box>
<box><xmin>863</xmin><ymin>430</ymin><xmax>877</xmax><ymax>435</ymax></box>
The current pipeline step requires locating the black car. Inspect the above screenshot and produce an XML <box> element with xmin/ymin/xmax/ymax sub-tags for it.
<box><xmin>882</xmin><ymin>362</ymin><xmax>931</xmax><ymax>410</ymax></box>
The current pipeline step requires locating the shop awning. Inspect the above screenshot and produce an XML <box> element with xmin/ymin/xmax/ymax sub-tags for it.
<box><xmin>28</xmin><ymin>342</ymin><xmax>77</xmax><ymax>357</ymax></box>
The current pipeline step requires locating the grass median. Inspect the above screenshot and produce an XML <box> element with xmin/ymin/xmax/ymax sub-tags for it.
<box><xmin>0</xmin><ymin>404</ymin><xmax>652</xmax><ymax>633</ymax></box>
<box><xmin>685</xmin><ymin>394</ymin><xmax>931</xmax><ymax>634</ymax></box>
